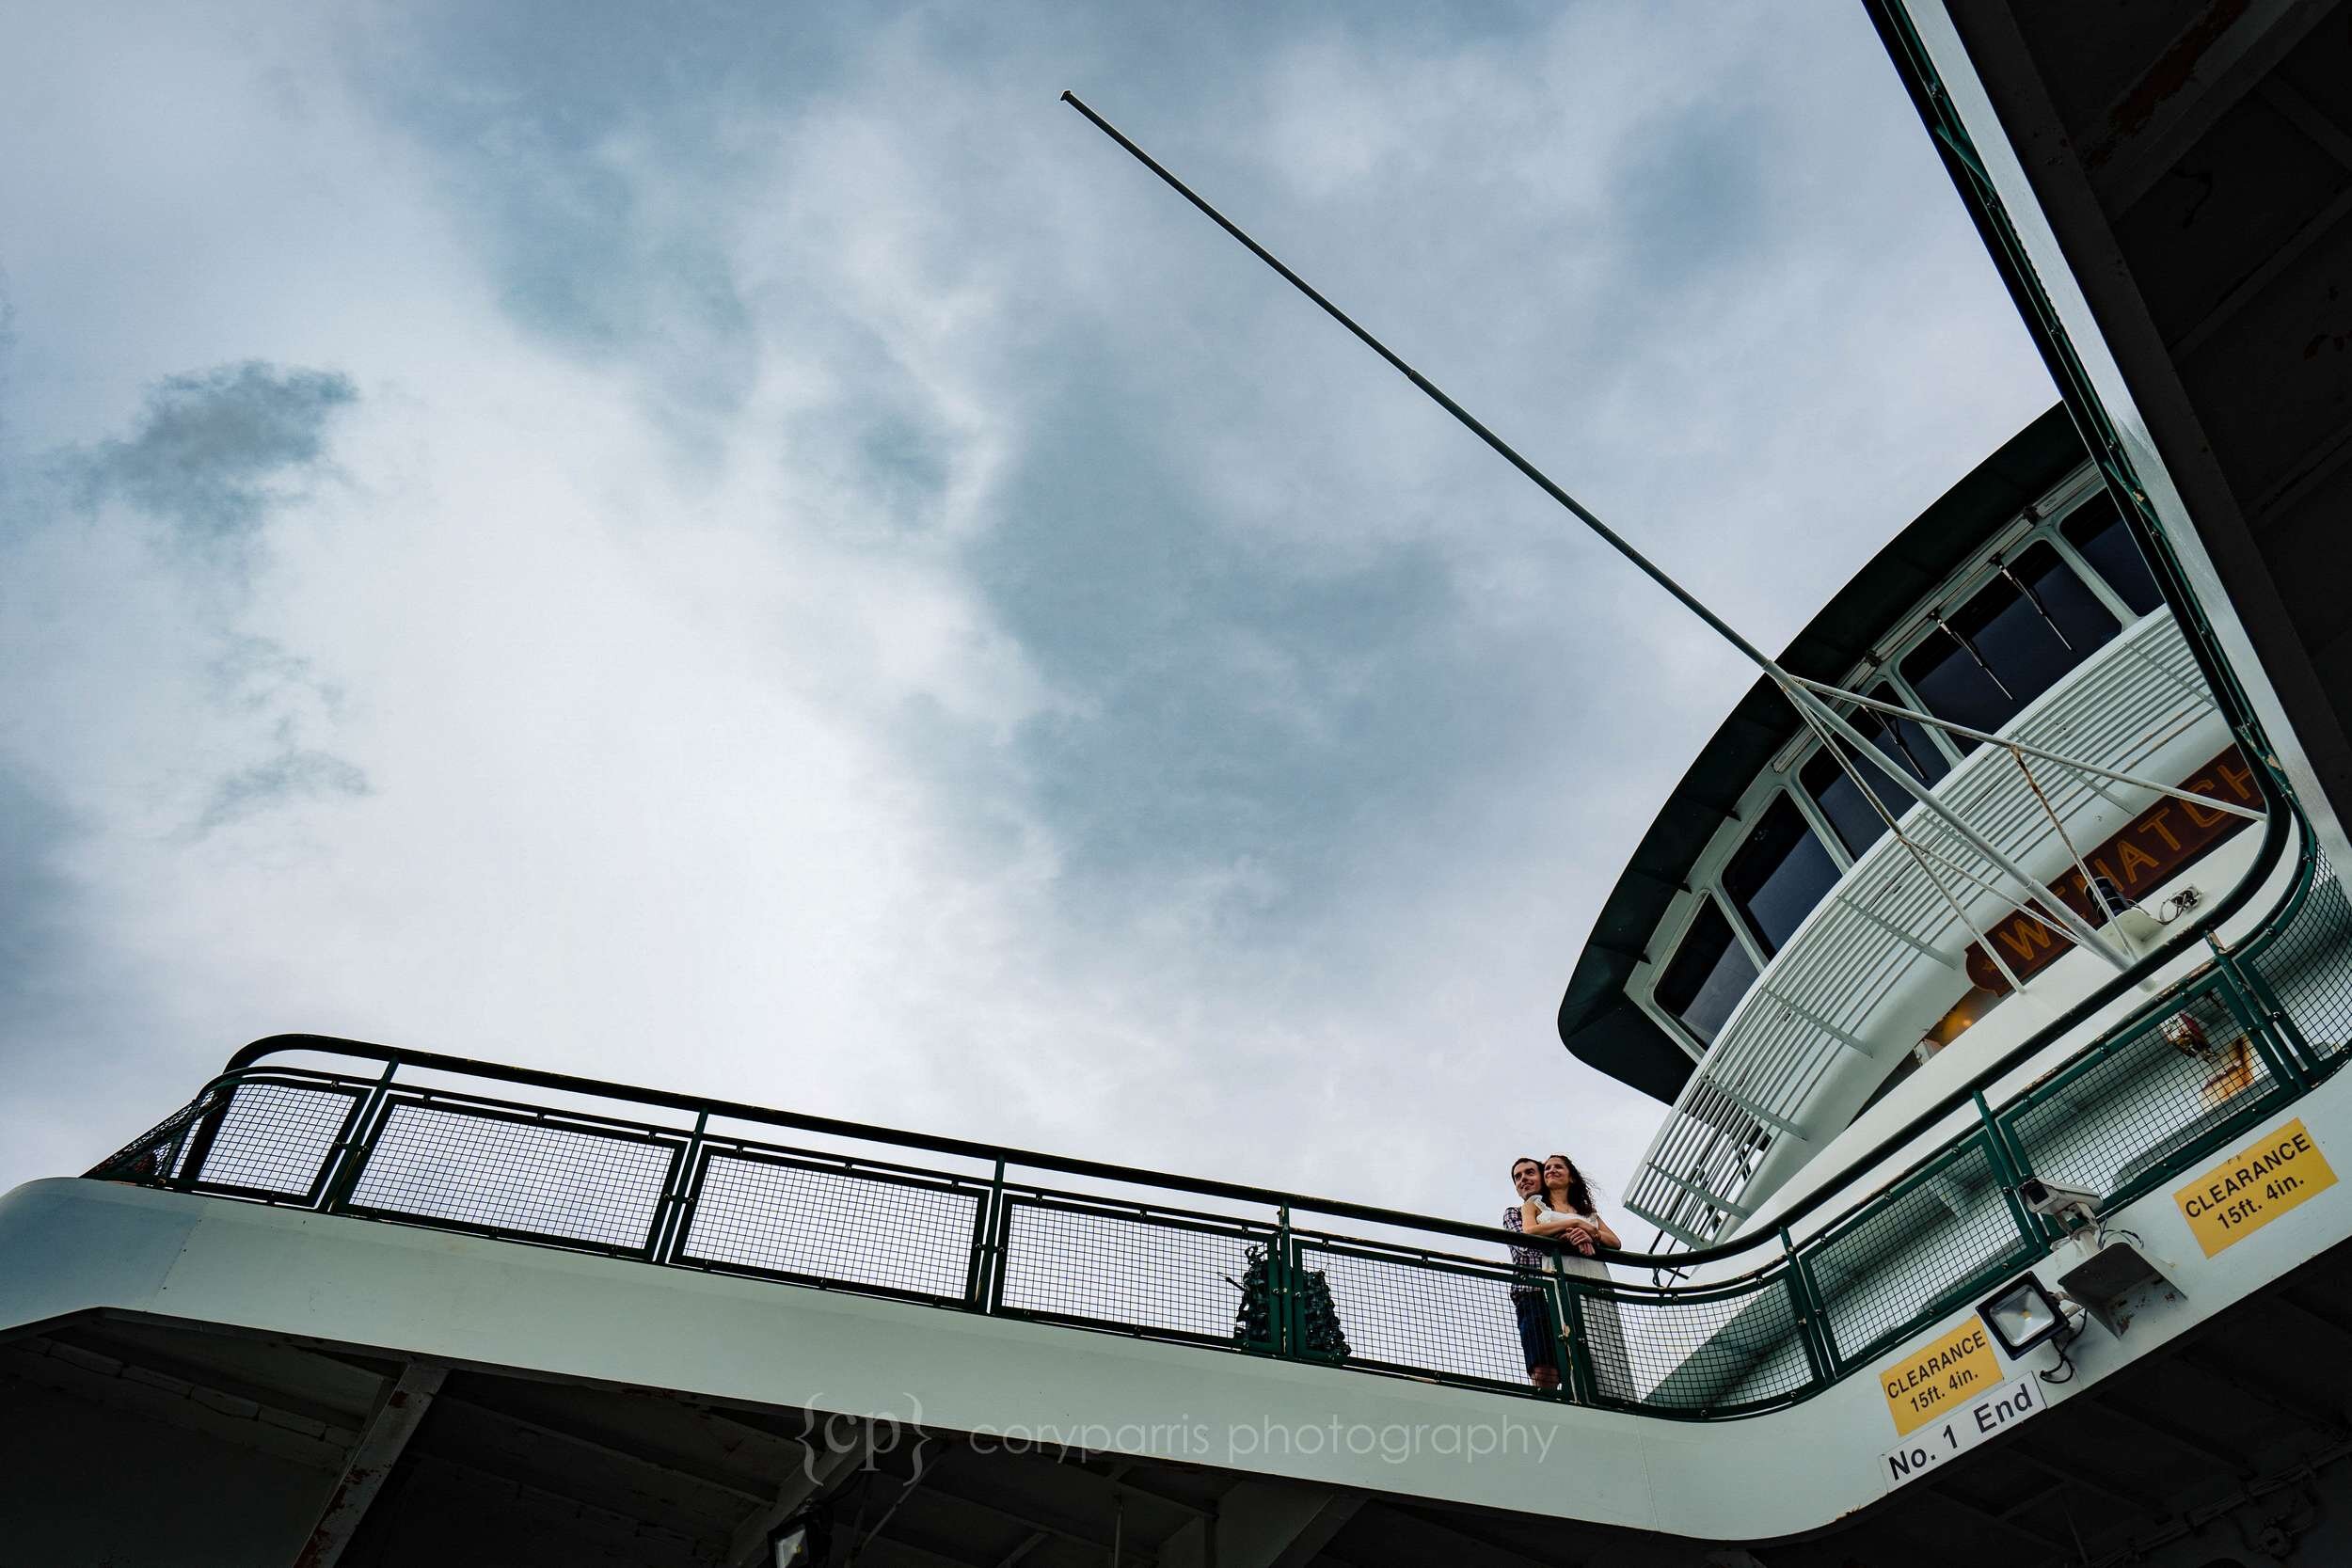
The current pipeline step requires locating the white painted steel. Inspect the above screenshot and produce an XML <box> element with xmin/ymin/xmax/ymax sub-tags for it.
<box><xmin>1629</xmin><ymin>614</ymin><xmax>2232</xmax><ymax>1244</ymax></box>
<box><xmin>1893</xmin><ymin>0</ymin><xmax>2352</xmax><ymax>924</ymax></box>
<box><xmin>14</xmin><ymin>1032</ymin><xmax>2352</xmax><ymax>1541</ymax></box>
<box><xmin>1786</xmin><ymin>675</ymin><xmax>2263</xmax><ymax>821</ymax></box>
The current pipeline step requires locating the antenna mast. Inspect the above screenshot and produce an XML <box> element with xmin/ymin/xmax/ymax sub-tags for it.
<box><xmin>1057</xmin><ymin>89</ymin><xmax>2252</xmax><ymax>973</ymax></box>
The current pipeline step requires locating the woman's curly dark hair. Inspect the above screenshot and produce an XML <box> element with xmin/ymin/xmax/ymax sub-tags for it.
<box><xmin>1543</xmin><ymin>1153</ymin><xmax>1596</xmax><ymax>1217</ymax></box>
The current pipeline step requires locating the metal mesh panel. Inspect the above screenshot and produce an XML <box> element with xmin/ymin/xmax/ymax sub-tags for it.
<box><xmin>2250</xmin><ymin>856</ymin><xmax>2352</xmax><ymax>1067</ymax></box>
<box><xmin>678</xmin><ymin>1152</ymin><xmax>978</xmax><ymax>1302</ymax></box>
<box><xmin>65</xmin><ymin>828</ymin><xmax>2343</xmax><ymax>1425</ymax></box>
<box><xmin>189</xmin><ymin>1081</ymin><xmax>360</xmax><ymax>1197</ymax></box>
<box><xmin>1593</xmin><ymin>1275</ymin><xmax>1810</xmax><ymax>1412</ymax></box>
<box><xmin>996</xmin><ymin>1198</ymin><xmax>1269</xmax><ymax>1344</ymax></box>
<box><xmin>2006</xmin><ymin>986</ymin><xmax>2286</xmax><ymax>1203</ymax></box>
<box><xmin>1808</xmin><ymin>1134</ymin><xmax>2033</xmax><ymax>1370</ymax></box>
<box><xmin>1292</xmin><ymin>1242</ymin><xmax>1526</xmax><ymax>1386</ymax></box>
<box><xmin>346</xmin><ymin>1101</ymin><xmax>676</xmax><ymax>1253</ymax></box>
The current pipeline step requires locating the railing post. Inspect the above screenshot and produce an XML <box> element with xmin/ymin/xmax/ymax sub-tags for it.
<box><xmin>2247</xmin><ymin>958</ymin><xmax>2329</xmax><ymax>1080</ymax></box>
<box><xmin>650</xmin><ymin>1110</ymin><xmax>708</xmax><ymax>1262</ymax></box>
<box><xmin>318</xmin><ymin>1062</ymin><xmax>401</xmax><ymax>1215</ymax></box>
<box><xmin>2208</xmin><ymin>934</ymin><xmax>2313</xmax><ymax>1089</ymax></box>
<box><xmin>1781</xmin><ymin>1227</ymin><xmax>1834</xmax><ymax>1388</ymax></box>
<box><xmin>1974</xmin><ymin>1088</ymin><xmax>2051</xmax><ymax>1247</ymax></box>
<box><xmin>964</xmin><ymin>1157</ymin><xmax>1007</xmax><ymax>1311</ymax></box>
<box><xmin>168</xmin><ymin>1082</ymin><xmax>238</xmax><ymax>1194</ymax></box>
<box><xmin>1273</xmin><ymin>1205</ymin><xmax>1297</xmax><ymax>1359</ymax></box>
<box><xmin>1554</xmin><ymin>1249</ymin><xmax>1599</xmax><ymax>1405</ymax></box>
<box><xmin>986</xmin><ymin>1166</ymin><xmax>1017</xmax><ymax>1315</ymax></box>
<box><xmin>1973</xmin><ymin>1088</ymin><xmax>2026</xmax><ymax>1186</ymax></box>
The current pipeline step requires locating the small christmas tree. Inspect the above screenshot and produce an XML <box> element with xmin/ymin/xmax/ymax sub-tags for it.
<box><xmin>1231</xmin><ymin>1244</ymin><xmax>1350</xmax><ymax>1359</ymax></box>
<box><xmin>1295</xmin><ymin>1267</ymin><xmax>1351</xmax><ymax>1360</ymax></box>
<box><xmin>1232</xmin><ymin>1243</ymin><xmax>1277</xmax><ymax>1349</ymax></box>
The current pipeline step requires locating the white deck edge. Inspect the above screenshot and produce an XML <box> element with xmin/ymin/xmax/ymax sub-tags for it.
<box><xmin>10</xmin><ymin>1051</ymin><xmax>2352</xmax><ymax>1547</ymax></box>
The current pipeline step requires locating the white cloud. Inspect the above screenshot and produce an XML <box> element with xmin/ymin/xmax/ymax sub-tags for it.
<box><xmin>0</xmin><ymin>0</ymin><xmax>2053</xmax><ymax>1258</ymax></box>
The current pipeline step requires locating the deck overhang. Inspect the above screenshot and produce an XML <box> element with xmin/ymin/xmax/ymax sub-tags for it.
<box><xmin>1558</xmin><ymin>406</ymin><xmax>2090</xmax><ymax>1104</ymax></box>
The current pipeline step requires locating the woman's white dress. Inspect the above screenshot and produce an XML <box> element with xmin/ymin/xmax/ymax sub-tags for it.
<box><xmin>1535</xmin><ymin>1200</ymin><xmax>1633</xmax><ymax>1400</ymax></box>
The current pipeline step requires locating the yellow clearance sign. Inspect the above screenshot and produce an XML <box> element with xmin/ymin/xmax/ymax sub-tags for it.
<box><xmin>2175</xmin><ymin>1117</ymin><xmax>2337</xmax><ymax>1257</ymax></box>
<box><xmin>1880</xmin><ymin>1317</ymin><xmax>2002</xmax><ymax>1436</ymax></box>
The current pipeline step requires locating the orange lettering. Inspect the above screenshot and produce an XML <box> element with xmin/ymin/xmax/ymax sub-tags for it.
<box><xmin>2217</xmin><ymin>759</ymin><xmax>2256</xmax><ymax>800</ymax></box>
<box><xmin>2117</xmin><ymin>840</ymin><xmax>2160</xmax><ymax>883</ymax></box>
<box><xmin>1997</xmin><ymin>919</ymin><xmax>2058</xmax><ymax>962</ymax></box>
<box><xmin>2181</xmin><ymin>788</ymin><xmax>2224</xmax><ymax>830</ymax></box>
<box><xmin>2143</xmin><ymin>806</ymin><xmax>2181</xmax><ymax>852</ymax></box>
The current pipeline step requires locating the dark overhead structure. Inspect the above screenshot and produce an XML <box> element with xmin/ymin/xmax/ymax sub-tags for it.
<box><xmin>1870</xmin><ymin>0</ymin><xmax>2352</xmax><ymax>872</ymax></box>
<box><xmin>15</xmin><ymin>1233</ymin><xmax>2352</xmax><ymax>1564</ymax></box>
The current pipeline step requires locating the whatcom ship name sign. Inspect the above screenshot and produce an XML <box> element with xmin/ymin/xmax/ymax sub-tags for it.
<box><xmin>1964</xmin><ymin>748</ymin><xmax>2261</xmax><ymax>993</ymax></box>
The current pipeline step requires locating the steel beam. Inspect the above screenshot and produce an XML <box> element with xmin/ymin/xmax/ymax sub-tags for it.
<box><xmin>1920</xmin><ymin>1481</ymin><xmax>2071</xmax><ymax>1551</ymax></box>
<box><xmin>2094</xmin><ymin>1390</ymin><xmax>2257</xmax><ymax>1479</ymax></box>
<box><xmin>729</xmin><ymin>1439</ymin><xmax>865</xmax><ymax>1567</ymax></box>
<box><xmin>1158</xmin><ymin>1481</ymin><xmax>1364</xmax><ymax>1568</ymax></box>
<box><xmin>2009</xmin><ymin>1436</ymin><xmax>2169</xmax><ymax>1521</ymax></box>
<box><xmin>2176</xmin><ymin>1349</ymin><xmax>2349</xmax><ymax>1437</ymax></box>
<box><xmin>989</xmin><ymin>1531</ymin><xmax>1048</xmax><ymax>1568</ymax></box>
<box><xmin>292</xmin><ymin>1359</ymin><xmax>447</xmax><ymax>1568</ymax></box>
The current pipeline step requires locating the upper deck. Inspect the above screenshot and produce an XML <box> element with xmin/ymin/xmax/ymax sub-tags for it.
<box><xmin>12</xmin><ymin>819</ymin><xmax>2352</xmax><ymax>1561</ymax></box>
<box><xmin>1557</xmin><ymin>409</ymin><xmax>2279</xmax><ymax>1247</ymax></box>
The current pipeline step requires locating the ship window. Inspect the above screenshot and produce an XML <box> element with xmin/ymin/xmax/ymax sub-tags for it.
<box><xmin>1721</xmin><ymin>794</ymin><xmax>1841</xmax><ymax>958</ymax></box>
<box><xmin>1899</xmin><ymin>542</ymin><xmax>2119</xmax><ymax>743</ymax></box>
<box><xmin>1800</xmin><ymin>705</ymin><xmax>1943</xmax><ymax>858</ymax></box>
<box><xmin>1865</xmin><ymin>684</ymin><xmax>1951</xmax><ymax>785</ymax></box>
<box><xmin>2063</xmin><ymin>498</ymin><xmax>2164</xmax><ymax>617</ymax></box>
<box><xmin>1923</xmin><ymin>985</ymin><xmax>2003</xmax><ymax>1051</ymax></box>
<box><xmin>1656</xmin><ymin>897</ymin><xmax>1757</xmax><ymax>1046</ymax></box>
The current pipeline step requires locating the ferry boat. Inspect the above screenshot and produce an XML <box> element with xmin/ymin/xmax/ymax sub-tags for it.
<box><xmin>8</xmin><ymin>4</ymin><xmax>2352</xmax><ymax>1564</ymax></box>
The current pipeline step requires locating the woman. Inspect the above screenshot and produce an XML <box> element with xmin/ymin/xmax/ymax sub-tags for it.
<box><xmin>1522</xmin><ymin>1152</ymin><xmax>1621</xmax><ymax>1259</ymax></box>
<box><xmin>1501</xmin><ymin>1157</ymin><xmax>1561</xmax><ymax>1389</ymax></box>
<box><xmin>1519</xmin><ymin>1153</ymin><xmax>1629</xmax><ymax>1399</ymax></box>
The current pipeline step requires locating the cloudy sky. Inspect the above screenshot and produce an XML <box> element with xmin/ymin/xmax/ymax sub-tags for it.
<box><xmin>0</xmin><ymin>2</ymin><xmax>2053</xmax><ymax>1238</ymax></box>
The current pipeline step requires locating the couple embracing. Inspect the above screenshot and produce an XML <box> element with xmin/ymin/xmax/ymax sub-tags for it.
<box><xmin>1502</xmin><ymin>1153</ymin><xmax>1620</xmax><ymax>1391</ymax></box>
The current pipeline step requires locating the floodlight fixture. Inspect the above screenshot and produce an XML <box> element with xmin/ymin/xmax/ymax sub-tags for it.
<box><xmin>771</xmin><ymin>1511</ymin><xmax>829</xmax><ymax>1568</ymax></box>
<box><xmin>1979</xmin><ymin>1274</ymin><xmax>2068</xmax><ymax>1358</ymax></box>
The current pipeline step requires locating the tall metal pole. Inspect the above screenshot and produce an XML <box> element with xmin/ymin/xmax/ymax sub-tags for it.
<box><xmin>1059</xmin><ymin>90</ymin><xmax>1781</xmax><ymax>673</ymax></box>
<box><xmin>1061</xmin><ymin>90</ymin><xmax>2134</xmax><ymax>972</ymax></box>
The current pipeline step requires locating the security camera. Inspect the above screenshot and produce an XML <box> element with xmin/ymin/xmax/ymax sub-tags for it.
<box><xmin>2017</xmin><ymin>1178</ymin><xmax>2103</xmax><ymax>1224</ymax></box>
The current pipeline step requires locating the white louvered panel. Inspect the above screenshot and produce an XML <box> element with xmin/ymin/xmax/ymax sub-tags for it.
<box><xmin>1627</xmin><ymin>616</ymin><xmax>2224</xmax><ymax>1246</ymax></box>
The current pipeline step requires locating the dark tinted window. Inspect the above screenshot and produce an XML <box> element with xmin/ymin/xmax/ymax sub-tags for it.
<box><xmin>1801</xmin><ymin>736</ymin><xmax>1914</xmax><ymax>858</ymax></box>
<box><xmin>2063</xmin><ymin>499</ymin><xmax>2163</xmax><ymax>617</ymax></box>
<box><xmin>1656</xmin><ymin>898</ymin><xmax>1757</xmax><ymax>1045</ymax></box>
<box><xmin>1899</xmin><ymin>543</ymin><xmax>2119</xmax><ymax>741</ymax></box>
<box><xmin>1863</xmin><ymin>684</ymin><xmax>1951</xmax><ymax>786</ymax></box>
<box><xmin>1721</xmin><ymin>793</ymin><xmax>1841</xmax><ymax>957</ymax></box>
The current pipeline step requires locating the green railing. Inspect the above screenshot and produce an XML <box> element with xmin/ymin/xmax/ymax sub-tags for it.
<box><xmin>85</xmin><ymin>828</ymin><xmax>2352</xmax><ymax>1420</ymax></box>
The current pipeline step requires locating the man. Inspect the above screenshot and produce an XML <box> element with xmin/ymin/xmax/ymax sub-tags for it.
<box><xmin>1502</xmin><ymin>1156</ymin><xmax>1562</xmax><ymax>1390</ymax></box>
